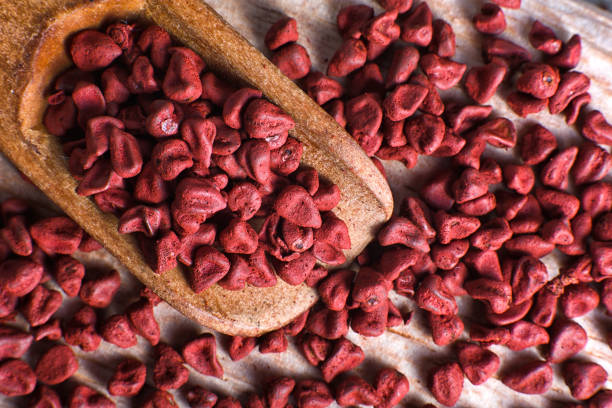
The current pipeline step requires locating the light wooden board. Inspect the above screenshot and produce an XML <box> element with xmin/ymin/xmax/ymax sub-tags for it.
<box><xmin>1</xmin><ymin>0</ymin><xmax>612</xmax><ymax>406</ymax></box>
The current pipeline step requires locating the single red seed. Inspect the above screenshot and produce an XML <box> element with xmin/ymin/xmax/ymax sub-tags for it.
<box><xmin>108</xmin><ymin>358</ymin><xmax>147</xmax><ymax>397</ymax></box>
<box><xmin>562</xmin><ymin>361</ymin><xmax>608</xmax><ymax>400</ymax></box>
<box><xmin>529</xmin><ymin>21</ymin><xmax>562</xmax><ymax>54</ymax></box>
<box><xmin>228</xmin><ymin>336</ymin><xmax>256</xmax><ymax>361</ymax></box>
<box><xmin>516</xmin><ymin>63</ymin><xmax>560</xmax><ymax>99</ymax></box>
<box><xmin>373</xmin><ymin>368</ymin><xmax>410</xmax><ymax>408</ymax></box>
<box><xmin>182</xmin><ymin>333</ymin><xmax>223</xmax><ymax>378</ymax></box>
<box><xmin>386</xmin><ymin>46</ymin><xmax>419</xmax><ymax>88</ymax></box>
<box><xmin>572</xmin><ymin>142</ymin><xmax>612</xmax><ymax>185</ymax></box>
<box><xmin>265</xmin><ymin>377</ymin><xmax>295</xmax><ymax>408</ymax></box>
<box><xmin>365</xmin><ymin>10</ymin><xmax>401</xmax><ymax>52</ymax></box>
<box><xmin>549</xmin><ymin>71</ymin><xmax>590</xmax><ymax>115</ymax></box>
<box><xmin>546</xmin><ymin>319</ymin><xmax>588</xmax><ymax>363</ymax></box>
<box><xmin>29</xmin><ymin>216</ymin><xmax>83</xmax><ymax>255</ymax></box>
<box><xmin>0</xmin><ymin>259</ymin><xmax>44</xmax><ymax>297</ymax></box>
<box><xmin>464</xmin><ymin>249</ymin><xmax>502</xmax><ymax>281</ymax></box>
<box><xmin>473</xmin><ymin>3</ymin><xmax>507</xmax><ymax>35</ymax></box>
<box><xmin>482</xmin><ymin>36</ymin><xmax>531</xmax><ymax>68</ymax></box>
<box><xmin>383</xmin><ymin>83</ymin><xmax>428</xmax><ymax>121</ymax></box>
<box><xmin>35</xmin><ymin>344</ymin><xmax>78</xmax><ymax>385</ymax></box>
<box><xmin>1</xmin><ymin>215</ymin><xmax>32</xmax><ymax>256</ymax></box>
<box><xmin>428</xmin><ymin>362</ymin><xmax>464</xmax><ymax>407</ymax></box>
<box><xmin>265</xmin><ymin>17</ymin><xmax>299</xmax><ymax>51</ymax></box>
<box><xmin>505</xmin><ymin>321</ymin><xmax>550</xmax><ymax>351</ymax></box>
<box><xmin>79</xmin><ymin>269</ymin><xmax>121</xmax><ymax>308</ymax></box>
<box><xmin>560</xmin><ymin>283</ymin><xmax>600</xmax><ymax>318</ymax></box>
<box><xmin>464</xmin><ymin>62</ymin><xmax>507</xmax><ymax>104</ymax></box>
<box><xmin>63</xmin><ymin>305</ymin><xmax>101</xmax><ymax>352</ymax></box>
<box><xmin>335</xmin><ymin>375</ymin><xmax>380</xmax><ymax>407</ymax></box>
<box><xmin>548</xmin><ymin>34</ymin><xmax>582</xmax><ymax>69</ymax></box>
<box><xmin>506</xmin><ymin>91</ymin><xmax>548</xmax><ymax>117</ymax></box>
<box><xmin>185</xmin><ymin>386</ymin><xmax>218</xmax><ymax>408</ymax></box>
<box><xmin>429</xmin><ymin>313</ymin><xmax>464</xmax><ymax>346</ymax></box>
<box><xmin>260</xmin><ymin>329</ymin><xmax>288</xmax><ymax>354</ymax></box>
<box><xmin>304</xmin><ymin>72</ymin><xmax>343</xmax><ymax>106</ymax></box>
<box><xmin>100</xmin><ymin>314</ymin><xmax>138</xmax><ymax>349</ymax></box>
<box><xmin>127</xmin><ymin>298</ymin><xmax>160</xmax><ymax>346</ymax></box>
<box><xmin>582</xmin><ymin>110</ymin><xmax>612</xmax><ymax>146</ymax></box>
<box><xmin>540</xmin><ymin>146</ymin><xmax>578</xmax><ymax>190</ymax></box>
<box><xmin>0</xmin><ymin>326</ymin><xmax>33</xmax><ymax>360</ymax></box>
<box><xmin>429</xmin><ymin>19</ymin><xmax>456</xmax><ymax>58</ymax></box>
<box><xmin>318</xmin><ymin>269</ymin><xmax>354</xmax><ymax>311</ymax></box>
<box><xmin>456</xmin><ymin>341</ymin><xmax>500</xmax><ymax>385</ymax></box>
<box><xmin>337</xmin><ymin>5</ymin><xmax>374</xmax><ymax>40</ymax></box>
<box><xmin>70</xmin><ymin>30</ymin><xmax>122</xmax><ymax>71</ymax></box>
<box><xmin>294</xmin><ymin>379</ymin><xmax>334</xmax><ymax>408</ymax></box>
<box><xmin>465</xmin><ymin>278</ymin><xmax>512</xmax><ymax>314</ymax></box>
<box><xmin>328</xmin><ymin>39</ymin><xmax>367</xmax><ymax>77</ymax></box>
<box><xmin>272</xmin><ymin>43</ymin><xmax>312</xmax><ymax>80</ymax></box>
<box><xmin>565</xmin><ymin>92</ymin><xmax>591</xmax><ymax>125</ymax></box>
<box><xmin>0</xmin><ymin>359</ymin><xmax>37</xmax><ymax>397</ymax></box>
<box><xmin>399</xmin><ymin>2</ymin><xmax>433</xmax><ymax>46</ymax></box>
<box><xmin>415</xmin><ymin>274</ymin><xmax>458</xmax><ymax>316</ymax></box>
<box><xmin>306</xmin><ymin>307</ymin><xmax>349</xmax><ymax>340</ymax></box>
<box><xmin>153</xmin><ymin>343</ymin><xmax>189</xmax><ymax>390</ymax></box>
<box><xmin>419</xmin><ymin>53</ymin><xmax>467</xmax><ymax>90</ymax></box>
<box><xmin>501</xmin><ymin>361</ymin><xmax>553</xmax><ymax>394</ymax></box>
<box><xmin>20</xmin><ymin>285</ymin><xmax>62</xmax><ymax>327</ymax></box>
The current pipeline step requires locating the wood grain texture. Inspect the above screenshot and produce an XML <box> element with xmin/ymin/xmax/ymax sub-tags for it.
<box><xmin>0</xmin><ymin>0</ymin><xmax>612</xmax><ymax>407</ymax></box>
<box><xmin>0</xmin><ymin>0</ymin><xmax>392</xmax><ymax>338</ymax></box>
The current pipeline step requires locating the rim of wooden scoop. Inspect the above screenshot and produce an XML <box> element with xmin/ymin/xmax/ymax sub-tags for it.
<box><xmin>0</xmin><ymin>0</ymin><xmax>393</xmax><ymax>336</ymax></box>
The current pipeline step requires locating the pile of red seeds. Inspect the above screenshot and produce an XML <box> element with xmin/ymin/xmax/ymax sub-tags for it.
<box><xmin>272</xmin><ymin>0</ymin><xmax>611</xmax><ymax>406</ymax></box>
<box><xmin>1</xmin><ymin>0</ymin><xmax>611</xmax><ymax>406</ymax></box>
<box><xmin>44</xmin><ymin>22</ymin><xmax>351</xmax><ymax>293</ymax></box>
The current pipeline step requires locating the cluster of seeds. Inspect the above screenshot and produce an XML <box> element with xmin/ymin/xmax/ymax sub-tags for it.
<box><xmin>44</xmin><ymin>22</ymin><xmax>350</xmax><ymax>294</ymax></box>
<box><xmin>265</xmin><ymin>0</ymin><xmax>612</xmax><ymax>406</ymax></box>
<box><xmin>1</xmin><ymin>0</ymin><xmax>611</xmax><ymax>407</ymax></box>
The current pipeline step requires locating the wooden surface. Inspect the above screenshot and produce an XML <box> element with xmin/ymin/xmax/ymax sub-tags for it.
<box><xmin>0</xmin><ymin>0</ymin><xmax>393</xmax><ymax>338</ymax></box>
<box><xmin>1</xmin><ymin>0</ymin><xmax>612</xmax><ymax>407</ymax></box>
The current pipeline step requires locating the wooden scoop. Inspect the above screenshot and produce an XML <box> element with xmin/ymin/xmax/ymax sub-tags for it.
<box><xmin>0</xmin><ymin>0</ymin><xmax>393</xmax><ymax>336</ymax></box>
